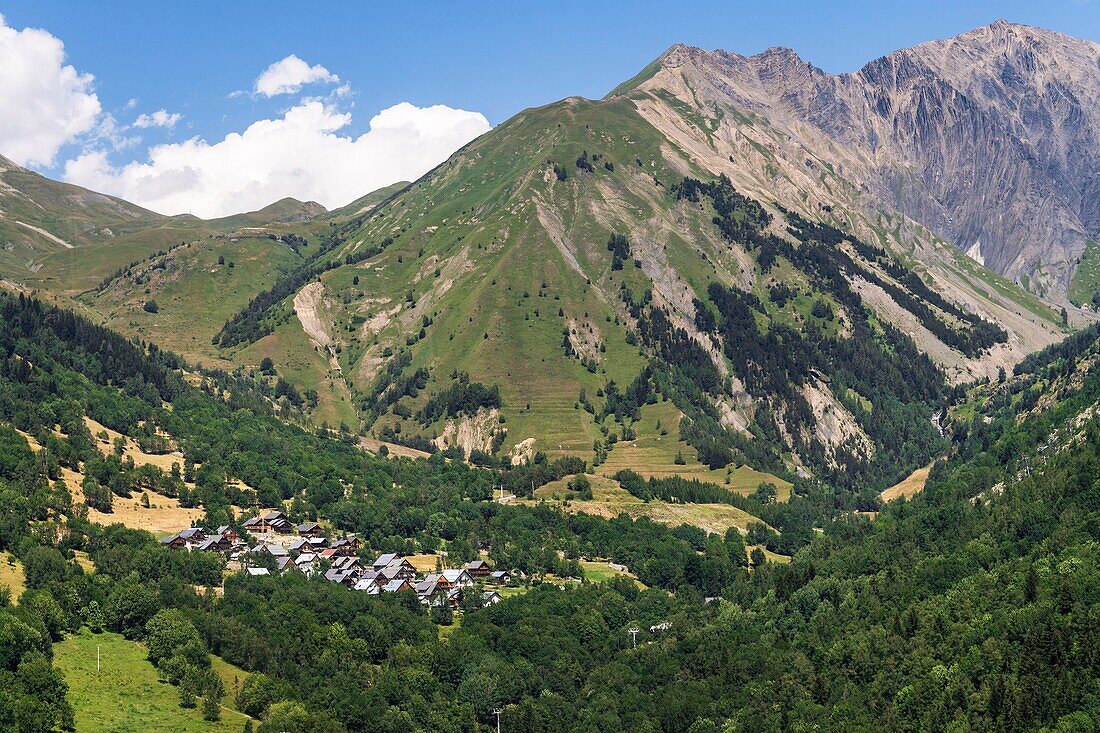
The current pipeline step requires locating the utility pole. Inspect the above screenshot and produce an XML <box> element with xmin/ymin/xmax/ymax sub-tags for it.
<box><xmin>492</xmin><ymin>708</ymin><xmax>502</xmax><ymax>733</ymax></box>
<box><xmin>628</xmin><ymin>627</ymin><xmax>640</xmax><ymax>648</ymax></box>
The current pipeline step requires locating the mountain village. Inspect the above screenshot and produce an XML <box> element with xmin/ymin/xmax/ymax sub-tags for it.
<box><xmin>160</xmin><ymin>510</ymin><xmax>514</xmax><ymax>609</ymax></box>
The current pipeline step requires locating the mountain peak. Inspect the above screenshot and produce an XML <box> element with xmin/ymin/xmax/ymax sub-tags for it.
<box><xmin>753</xmin><ymin>45</ymin><xmax>801</xmax><ymax>61</ymax></box>
<box><xmin>910</xmin><ymin>17</ymin><xmax>1100</xmax><ymax>57</ymax></box>
<box><xmin>611</xmin><ymin>22</ymin><xmax>1099</xmax><ymax>300</ymax></box>
<box><xmin>987</xmin><ymin>18</ymin><xmax>1016</xmax><ymax>31</ymax></box>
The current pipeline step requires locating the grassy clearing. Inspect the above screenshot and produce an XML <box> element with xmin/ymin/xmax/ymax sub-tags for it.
<box><xmin>54</xmin><ymin>629</ymin><xmax>251</xmax><ymax>733</ymax></box>
<box><xmin>83</xmin><ymin>237</ymin><xmax>301</xmax><ymax>368</ymax></box>
<box><xmin>84</xmin><ymin>491</ymin><xmax>208</xmax><ymax>536</ymax></box>
<box><xmin>406</xmin><ymin>553</ymin><xmax>443</xmax><ymax>573</ymax></box>
<box><xmin>748</xmin><ymin>545</ymin><xmax>792</xmax><ymax>565</ymax></box>
<box><xmin>879</xmin><ymin>462</ymin><xmax>934</xmax><ymax>502</ymax></box>
<box><xmin>599</xmin><ymin>400</ymin><xmax>791</xmax><ymax>499</ymax></box>
<box><xmin>530</xmin><ymin>475</ymin><xmax>767</xmax><ymax>535</ymax></box>
<box><xmin>358</xmin><ymin>437</ymin><xmax>431</xmax><ymax>459</ymax></box>
<box><xmin>14</xmin><ymin>418</ymin><xmax>231</xmax><ymax>536</ymax></box>
<box><xmin>73</xmin><ymin>551</ymin><xmax>96</xmax><ymax>575</ymax></box>
<box><xmin>0</xmin><ymin>553</ymin><xmax>26</xmax><ymax>601</ymax></box>
<box><xmin>33</xmin><ymin>224</ymin><xmax>210</xmax><ymax>294</ymax></box>
<box><xmin>84</xmin><ymin>417</ymin><xmax>184</xmax><ymax>473</ymax></box>
<box><xmin>209</xmin><ymin>655</ymin><xmax>250</xmax><ymax>712</ymax></box>
<box><xmin>239</xmin><ymin>317</ymin><xmax>358</xmax><ymax>428</ymax></box>
<box><xmin>579</xmin><ymin>560</ymin><xmax>644</xmax><ymax>586</ymax></box>
<box><xmin>438</xmin><ymin>615</ymin><xmax>462</xmax><ymax>640</ymax></box>
<box><xmin>73</xmin><ymin>419</ymin><xmax>206</xmax><ymax>535</ymax></box>
<box><xmin>1069</xmin><ymin>240</ymin><xmax>1100</xmax><ymax>307</ymax></box>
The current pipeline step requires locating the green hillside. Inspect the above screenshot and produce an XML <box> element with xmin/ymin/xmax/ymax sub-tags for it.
<box><xmin>0</xmin><ymin>155</ymin><xmax>210</xmax><ymax>291</ymax></box>
<box><xmin>204</xmin><ymin>93</ymin><xmax>1034</xmax><ymax>496</ymax></box>
<box><xmin>55</xmin><ymin>630</ymin><xmax>251</xmax><ymax>733</ymax></box>
<box><xmin>0</xmin><ymin>67</ymin><xmax>1069</xmax><ymax>499</ymax></box>
<box><xmin>323</xmin><ymin>181</ymin><xmax>410</xmax><ymax>223</ymax></box>
<box><xmin>1069</xmin><ymin>239</ymin><xmax>1100</xmax><ymax>307</ymax></box>
<box><xmin>80</xmin><ymin>233</ymin><xmax>307</xmax><ymax>369</ymax></box>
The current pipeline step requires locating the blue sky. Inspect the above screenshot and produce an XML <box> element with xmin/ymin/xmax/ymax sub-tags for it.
<box><xmin>1</xmin><ymin>0</ymin><xmax>1096</xmax><ymax>216</ymax></box>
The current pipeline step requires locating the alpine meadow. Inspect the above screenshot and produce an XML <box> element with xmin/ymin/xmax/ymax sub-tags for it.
<box><xmin>0</xmin><ymin>6</ymin><xmax>1099</xmax><ymax>733</ymax></box>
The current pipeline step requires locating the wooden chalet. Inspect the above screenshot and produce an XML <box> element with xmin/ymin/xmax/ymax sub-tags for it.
<box><xmin>441</xmin><ymin>569</ymin><xmax>474</xmax><ymax>588</ymax></box>
<box><xmin>255</xmin><ymin>543</ymin><xmax>289</xmax><ymax>558</ymax></box>
<box><xmin>378</xmin><ymin>559</ymin><xmax>416</xmax><ymax>582</ymax></box>
<box><xmin>423</xmin><ymin>573</ymin><xmax>453</xmax><ymax>591</ymax></box>
<box><xmin>466</xmin><ymin>559</ymin><xmax>491</xmax><ymax>578</ymax></box>
<box><xmin>243</xmin><ymin>511</ymin><xmax>294</xmax><ymax>534</ymax></box>
<box><xmin>296</xmin><ymin>522</ymin><xmax>324</xmax><ymax>538</ymax></box>
<box><xmin>329</xmin><ymin>536</ymin><xmax>362</xmax><ymax>554</ymax></box>
<box><xmin>196</xmin><ymin>535</ymin><xmax>234</xmax><ymax>553</ymax></box>
<box><xmin>179</xmin><ymin>527</ymin><xmax>206</xmax><ymax>543</ymax></box>
<box><xmin>324</xmin><ymin>567</ymin><xmax>361</xmax><ymax>586</ymax></box>
<box><xmin>381</xmin><ymin>578</ymin><xmax>412</xmax><ymax>594</ymax></box>
<box><xmin>371</xmin><ymin>552</ymin><xmax>400</xmax><ymax>570</ymax></box>
<box><xmin>215</xmin><ymin>525</ymin><xmax>241</xmax><ymax>542</ymax></box>
<box><xmin>161</xmin><ymin>533</ymin><xmax>189</xmax><ymax>550</ymax></box>
<box><xmin>330</xmin><ymin>556</ymin><xmax>361</xmax><ymax>572</ymax></box>
<box><xmin>295</xmin><ymin>553</ymin><xmax>319</xmax><ymax>575</ymax></box>
<box><xmin>414</xmin><ymin>577</ymin><xmax>452</xmax><ymax>607</ymax></box>
<box><xmin>161</xmin><ymin>526</ymin><xmax>206</xmax><ymax>550</ymax></box>
<box><xmin>352</xmin><ymin>570</ymin><xmax>384</xmax><ymax>592</ymax></box>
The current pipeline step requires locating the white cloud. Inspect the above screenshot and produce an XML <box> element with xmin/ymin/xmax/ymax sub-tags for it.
<box><xmin>63</xmin><ymin>100</ymin><xmax>491</xmax><ymax>218</ymax></box>
<box><xmin>254</xmin><ymin>55</ymin><xmax>339</xmax><ymax>97</ymax></box>
<box><xmin>0</xmin><ymin>13</ymin><xmax>101</xmax><ymax>166</ymax></box>
<box><xmin>93</xmin><ymin>113</ymin><xmax>140</xmax><ymax>152</ymax></box>
<box><xmin>133</xmin><ymin>109</ymin><xmax>182</xmax><ymax>129</ymax></box>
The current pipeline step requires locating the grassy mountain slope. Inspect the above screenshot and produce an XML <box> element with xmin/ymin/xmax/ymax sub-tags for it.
<box><xmin>205</xmin><ymin>85</ymin><xmax>1064</xmax><ymax>493</ymax></box>
<box><xmin>0</xmin><ymin>155</ymin><xmax>164</xmax><ymax>248</ymax></box>
<box><xmin>324</xmin><ymin>181</ymin><xmax>410</xmax><ymax>223</ymax></box>
<box><xmin>1</xmin><ymin>171</ymin><xmax>402</xmax><ymax>388</ymax></box>
<box><xmin>81</xmin><ymin>233</ymin><xmax>307</xmax><ymax>369</ymax></box>
<box><xmin>0</xmin><ymin>45</ymin><xmax>1074</xmax><ymax>496</ymax></box>
<box><xmin>206</xmin><ymin>197</ymin><xmax>327</xmax><ymax>229</ymax></box>
<box><xmin>0</xmin><ymin>155</ymin><xmax>215</xmax><ymax>292</ymax></box>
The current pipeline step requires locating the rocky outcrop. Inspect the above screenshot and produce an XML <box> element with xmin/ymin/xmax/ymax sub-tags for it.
<box><xmin>628</xmin><ymin>22</ymin><xmax>1100</xmax><ymax>299</ymax></box>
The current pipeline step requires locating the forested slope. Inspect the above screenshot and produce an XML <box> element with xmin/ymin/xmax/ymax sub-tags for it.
<box><xmin>0</xmin><ymin>293</ymin><xmax>1098</xmax><ymax>731</ymax></box>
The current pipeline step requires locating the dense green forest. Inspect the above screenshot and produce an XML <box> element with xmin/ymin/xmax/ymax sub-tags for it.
<box><xmin>1</xmin><ymin>294</ymin><xmax>1099</xmax><ymax>732</ymax></box>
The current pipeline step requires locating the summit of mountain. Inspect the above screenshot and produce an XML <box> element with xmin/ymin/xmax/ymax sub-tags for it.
<box><xmin>620</xmin><ymin>22</ymin><xmax>1100</xmax><ymax>299</ymax></box>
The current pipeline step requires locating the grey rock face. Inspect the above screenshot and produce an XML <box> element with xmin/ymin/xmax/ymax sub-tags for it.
<box><xmin>652</xmin><ymin>22</ymin><xmax>1100</xmax><ymax>298</ymax></box>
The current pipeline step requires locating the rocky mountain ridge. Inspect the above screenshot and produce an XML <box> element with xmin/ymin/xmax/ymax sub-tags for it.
<box><xmin>628</xmin><ymin>20</ymin><xmax>1100</xmax><ymax>300</ymax></box>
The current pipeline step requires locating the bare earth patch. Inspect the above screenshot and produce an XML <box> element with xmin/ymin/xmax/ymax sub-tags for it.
<box><xmin>880</xmin><ymin>462</ymin><xmax>934</xmax><ymax>502</ymax></box>
<box><xmin>359</xmin><ymin>436</ymin><xmax>432</xmax><ymax>459</ymax></box>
